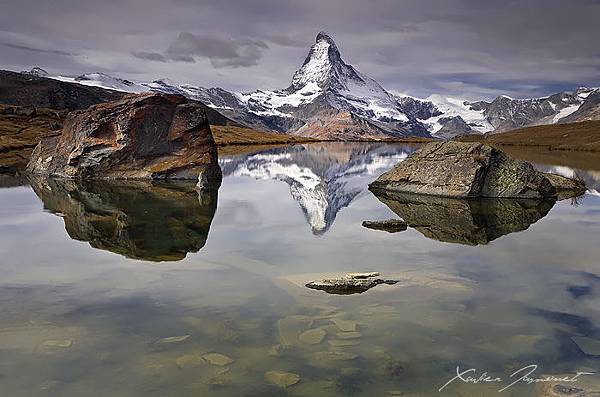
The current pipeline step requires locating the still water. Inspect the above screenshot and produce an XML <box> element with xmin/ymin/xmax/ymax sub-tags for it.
<box><xmin>0</xmin><ymin>143</ymin><xmax>599</xmax><ymax>396</ymax></box>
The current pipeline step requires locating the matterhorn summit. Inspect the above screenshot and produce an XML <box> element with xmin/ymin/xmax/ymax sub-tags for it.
<box><xmin>289</xmin><ymin>31</ymin><xmax>360</xmax><ymax>91</ymax></box>
<box><xmin>231</xmin><ymin>32</ymin><xmax>426</xmax><ymax>139</ymax></box>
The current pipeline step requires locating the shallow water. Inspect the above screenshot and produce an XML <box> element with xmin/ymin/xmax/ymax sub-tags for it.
<box><xmin>0</xmin><ymin>142</ymin><xmax>599</xmax><ymax>396</ymax></box>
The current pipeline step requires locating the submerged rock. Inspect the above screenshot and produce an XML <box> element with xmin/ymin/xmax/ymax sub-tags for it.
<box><xmin>329</xmin><ymin>339</ymin><xmax>360</xmax><ymax>347</ymax></box>
<box><xmin>202</xmin><ymin>353</ymin><xmax>234</xmax><ymax>366</ymax></box>
<box><xmin>41</xmin><ymin>339</ymin><xmax>73</xmax><ymax>348</ymax></box>
<box><xmin>306</xmin><ymin>273</ymin><xmax>398</xmax><ymax>295</ymax></box>
<box><xmin>371</xmin><ymin>189</ymin><xmax>555</xmax><ymax>246</ymax></box>
<box><xmin>27</xmin><ymin>93</ymin><xmax>222</xmax><ymax>186</ymax></box>
<box><xmin>336</xmin><ymin>331</ymin><xmax>362</xmax><ymax>340</ymax></box>
<box><xmin>362</xmin><ymin>219</ymin><xmax>407</xmax><ymax>233</ymax></box>
<box><xmin>545</xmin><ymin>173</ymin><xmax>587</xmax><ymax>200</ymax></box>
<box><xmin>207</xmin><ymin>368</ymin><xmax>232</xmax><ymax>386</ymax></box>
<box><xmin>154</xmin><ymin>335</ymin><xmax>190</xmax><ymax>345</ymax></box>
<box><xmin>268</xmin><ymin>344</ymin><xmax>283</xmax><ymax>357</ymax></box>
<box><xmin>29</xmin><ymin>177</ymin><xmax>218</xmax><ymax>261</ymax></box>
<box><xmin>332</xmin><ymin>318</ymin><xmax>358</xmax><ymax>332</ymax></box>
<box><xmin>175</xmin><ymin>354</ymin><xmax>205</xmax><ymax>369</ymax></box>
<box><xmin>277</xmin><ymin>315</ymin><xmax>313</xmax><ymax>347</ymax></box>
<box><xmin>299</xmin><ymin>328</ymin><xmax>327</xmax><ymax>345</ymax></box>
<box><xmin>370</xmin><ymin>141</ymin><xmax>584</xmax><ymax>199</ymax></box>
<box><xmin>264</xmin><ymin>371</ymin><xmax>301</xmax><ymax>388</ymax></box>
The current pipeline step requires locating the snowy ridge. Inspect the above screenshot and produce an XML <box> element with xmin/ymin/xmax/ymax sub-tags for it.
<box><xmin>424</xmin><ymin>94</ymin><xmax>493</xmax><ymax>134</ymax></box>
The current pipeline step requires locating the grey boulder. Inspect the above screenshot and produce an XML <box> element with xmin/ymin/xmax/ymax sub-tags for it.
<box><xmin>369</xmin><ymin>141</ymin><xmax>584</xmax><ymax>199</ymax></box>
<box><xmin>306</xmin><ymin>272</ymin><xmax>398</xmax><ymax>295</ymax></box>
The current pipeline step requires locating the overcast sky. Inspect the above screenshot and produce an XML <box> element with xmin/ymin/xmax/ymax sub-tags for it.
<box><xmin>1</xmin><ymin>0</ymin><xmax>599</xmax><ymax>99</ymax></box>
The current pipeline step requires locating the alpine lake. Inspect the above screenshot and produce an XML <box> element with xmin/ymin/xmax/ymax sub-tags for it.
<box><xmin>0</xmin><ymin>142</ymin><xmax>599</xmax><ymax>396</ymax></box>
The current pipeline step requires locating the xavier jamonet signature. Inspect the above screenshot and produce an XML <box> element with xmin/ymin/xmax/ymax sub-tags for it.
<box><xmin>439</xmin><ymin>364</ymin><xmax>594</xmax><ymax>392</ymax></box>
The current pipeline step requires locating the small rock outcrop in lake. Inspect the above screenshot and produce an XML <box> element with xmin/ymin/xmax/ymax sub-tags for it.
<box><xmin>362</xmin><ymin>219</ymin><xmax>407</xmax><ymax>233</ymax></box>
<box><xmin>306</xmin><ymin>272</ymin><xmax>398</xmax><ymax>295</ymax></box>
<box><xmin>27</xmin><ymin>93</ymin><xmax>222</xmax><ymax>186</ymax></box>
<box><xmin>29</xmin><ymin>177</ymin><xmax>218</xmax><ymax>262</ymax></box>
<box><xmin>544</xmin><ymin>173</ymin><xmax>587</xmax><ymax>200</ymax></box>
<box><xmin>369</xmin><ymin>141</ymin><xmax>585</xmax><ymax>199</ymax></box>
<box><xmin>371</xmin><ymin>190</ymin><xmax>554</xmax><ymax>246</ymax></box>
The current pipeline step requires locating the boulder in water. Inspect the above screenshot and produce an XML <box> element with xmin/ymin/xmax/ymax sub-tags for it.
<box><xmin>27</xmin><ymin>93</ymin><xmax>221</xmax><ymax>187</ymax></box>
<box><xmin>369</xmin><ymin>141</ymin><xmax>584</xmax><ymax>199</ymax></box>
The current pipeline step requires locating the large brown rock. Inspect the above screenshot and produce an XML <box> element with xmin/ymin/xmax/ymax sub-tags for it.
<box><xmin>370</xmin><ymin>141</ymin><xmax>583</xmax><ymax>199</ymax></box>
<box><xmin>26</xmin><ymin>93</ymin><xmax>221</xmax><ymax>185</ymax></box>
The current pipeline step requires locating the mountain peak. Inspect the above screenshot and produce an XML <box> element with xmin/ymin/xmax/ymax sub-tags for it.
<box><xmin>22</xmin><ymin>67</ymin><xmax>48</xmax><ymax>77</ymax></box>
<box><xmin>289</xmin><ymin>32</ymin><xmax>349</xmax><ymax>91</ymax></box>
<box><xmin>316</xmin><ymin>31</ymin><xmax>335</xmax><ymax>44</ymax></box>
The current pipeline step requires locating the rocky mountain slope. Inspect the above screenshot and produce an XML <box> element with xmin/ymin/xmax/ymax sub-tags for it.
<box><xmin>0</xmin><ymin>70</ymin><xmax>123</xmax><ymax>110</ymax></box>
<box><xmin>17</xmin><ymin>32</ymin><xmax>600</xmax><ymax>140</ymax></box>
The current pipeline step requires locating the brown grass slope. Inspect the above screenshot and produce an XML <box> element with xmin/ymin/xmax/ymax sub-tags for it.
<box><xmin>0</xmin><ymin>105</ymin><xmax>63</xmax><ymax>171</ymax></box>
<box><xmin>456</xmin><ymin>120</ymin><xmax>600</xmax><ymax>152</ymax></box>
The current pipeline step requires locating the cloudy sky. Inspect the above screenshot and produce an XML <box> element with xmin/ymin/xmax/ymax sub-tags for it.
<box><xmin>1</xmin><ymin>0</ymin><xmax>599</xmax><ymax>99</ymax></box>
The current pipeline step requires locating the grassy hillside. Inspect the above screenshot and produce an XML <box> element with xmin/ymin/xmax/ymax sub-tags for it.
<box><xmin>0</xmin><ymin>105</ymin><xmax>63</xmax><ymax>171</ymax></box>
<box><xmin>211</xmin><ymin>125</ymin><xmax>317</xmax><ymax>146</ymax></box>
<box><xmin>456</xmin><ymin>120</ymin><xmax>600</xmax><ymax>152</ymax></box>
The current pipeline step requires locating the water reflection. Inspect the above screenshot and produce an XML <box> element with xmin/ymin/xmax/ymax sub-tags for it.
<box><xmin>370</xmin><ymin>189</ymin><xmax>555</xmax><ymax>245</ymax></box>
<box><xmin>0</xmin><ymin>143</ymin><xmax>599</xmax><ymax>396</ymax></box>
<box><xmin>220</xmin><ymin>142</ymin><xmax>417</xmax><ymax>234</ymax></box>
<box><xmin>29</xmin><ymin>177</ymin><xmax>218</xmax><ymax>261</ymax></box>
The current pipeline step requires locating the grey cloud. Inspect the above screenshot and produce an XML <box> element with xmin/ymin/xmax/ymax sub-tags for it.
<box><xmin>169</xmin><ymin>54</ymin><xmax>196</xmax><ymax>63</ymax></box>
<box><xmin>165</xmin><ymin>33</ymin><xmax>268</xmax><ymax>67</ymax></box>
<box><xmin>0</xmin><ymin>0</ymin><xmax>598</xmax><ymax>98</ymax></box>
<box><xmin>260</xmin><ymin>34</ymin><xmax>307</xmax><ymax>48</ymax></box>
<box><xmin>1</xmin><ymin>42</ymin><xmax>73</xmax><ymax>56</ymax></box>
<box><xmin>131</xmin><ymin>51</ymin><xmax>167</xmax><ymax>62</ymax></box>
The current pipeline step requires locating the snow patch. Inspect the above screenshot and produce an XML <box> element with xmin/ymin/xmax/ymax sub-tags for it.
<box><xmin>553</xmin><ymin>104</ymin><xmax>580</xmax><ymax>122</ymax></box>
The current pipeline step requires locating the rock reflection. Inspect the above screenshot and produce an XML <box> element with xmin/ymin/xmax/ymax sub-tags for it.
<box><xmin>370</xmin><ymin>189</ymin><xmax>555</xmax><ymax>245</ymax></box>
<box><xmin>29</xmin><ymin>177</ymin><xmax>218</xmax><ymax>261</ymax></box>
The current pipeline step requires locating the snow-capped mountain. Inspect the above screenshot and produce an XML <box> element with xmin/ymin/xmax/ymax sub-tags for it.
<box><xmin>53</xmin><ymin>72</ymin><xmax>146</xmax><ymax>93</ymax></box>
<box><xmin>21</xmin><ymin>67</ymin><xmax>49</xmax><ymax>77</ymax></box>
<box><xmin>219</xmin><ymin>143</ymin><xmax>416</xmax><ymax>234</ymax></box>
<box><xmin>475</xmin><ymin>87</ymin><xmax>597</xmax><ymax>133</ymax></box>
<box><xmin>29</xmin><ymin>31</ymin><xmax>600</xmax><ymax>139</ymax></box>
<box><xmin>232</xmin><ymin>32</ymin><xmax>423</xmax><ymax>139</ymax></box>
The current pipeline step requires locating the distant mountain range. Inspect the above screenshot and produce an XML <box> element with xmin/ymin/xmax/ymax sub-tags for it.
<box><xmin>18</xmin><ymin>32</ymin><xmax>600</xmax><ymax>139</ymax></box>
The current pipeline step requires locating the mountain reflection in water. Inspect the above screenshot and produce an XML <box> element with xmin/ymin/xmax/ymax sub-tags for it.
<box><xmin>220</xmin><ymin>142</ymin><xmax>417</xmax><ymax>234</ymax></box>
<box><xmin>370</xmin><ymin>189</ymin><xmax>555</xmax><ymax>245</ymax></box>
<box><xmin>29</xmin><ymin>177</ymin><xmax>218</xmax><ymax>261</ymax></box>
